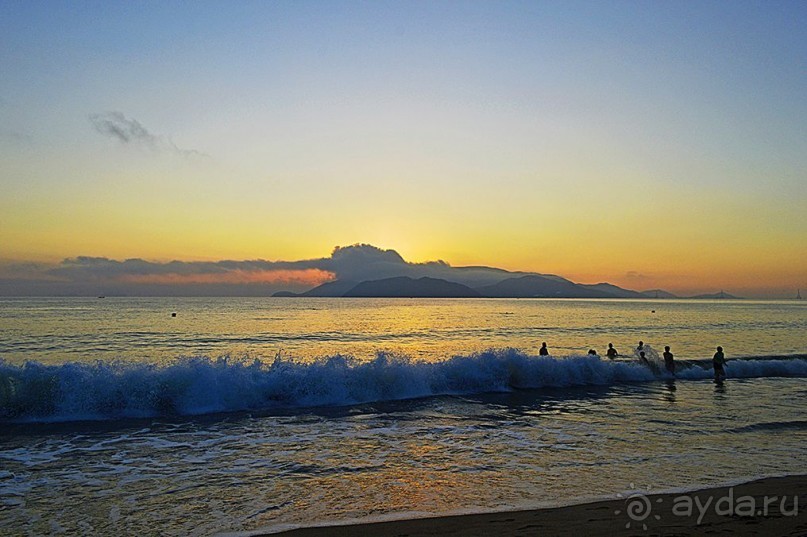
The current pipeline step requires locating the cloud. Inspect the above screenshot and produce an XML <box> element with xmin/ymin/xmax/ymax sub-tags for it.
<box><xmin>46</xmin><ymin>246</ymin><xmax>522</xmax><ymax>290</ymax></box>
<box><xmin>623</xmin><ymin>271</ymin><xmax>653</xmax><ymax>283</ymax></box>
<box><xmin>0</xmin><ymin>245</ymin><xmax>526</xmax><ymax>296</ymax></box>
<box><xmin>319</xmin><ymin>244</ymin><xmax>408</xmax><ymax>282</ymax></box>
<box><xmin>90</xmin><ymin>111</ymin><xmax>155</xmax><ymax>145</ymax></box>
<box><xmin>89</xmin><ymin>111</ymin><xmax>206</xmax><ymax>158</ymax></box>
<box><xmin>0</xmin><ymin>128</ymin><xmax>34</xmax><ymax>145</ymax></box>
<box><xmin>0</xmin><ymin>260</ymin><xmax>59</xmax><ymax>281</ymax></box>
<box><xmin>49</xmin><ymin>256</ymin><xmax>330</xmax><ymax>283</ymax></box>
<box><xmin>118</xmin><ymin>269</ymin><xmax>332</xmax><ymax>286</ymax></box>
<box><xmin>316</xmin><ymin>244</ymin><xmax>518</xmax><ymax>287</ymax></box>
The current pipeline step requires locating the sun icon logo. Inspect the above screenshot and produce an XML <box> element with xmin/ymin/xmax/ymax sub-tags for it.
<box><xmin>614</xmin><ymin>483</ymin><xmax>663</xmax><ymax>530</ymax></box>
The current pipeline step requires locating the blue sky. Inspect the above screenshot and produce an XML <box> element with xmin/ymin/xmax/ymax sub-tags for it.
<box><xmin>1</xmin><ymin>1</ymin><xmax>805</xmax><ymax>296</ymax></box>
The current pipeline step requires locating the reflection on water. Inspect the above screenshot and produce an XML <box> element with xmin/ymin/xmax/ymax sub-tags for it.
<box><xmin>1</xmin><ymin>378</ymin><xmax>805</xmax><ymax>535</ymax></box>
<box><xmin>1</xmin><ymin>298</ymin><xmax>804</xmax><ymax>535</ymax></box>
<box><xmin>1</xmin><ymin>297</ymin><xmax>805</xmax><ymax>364</ymax></box>
<box><xmin>663</xmin><ymin>380</ymin><xmax>677</xmax><ymax>403</ymax></box>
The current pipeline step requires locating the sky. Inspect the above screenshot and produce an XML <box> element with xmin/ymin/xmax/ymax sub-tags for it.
<box><xmin>1</xmin><ymin>1</ymin><xmax>805</xmax><ymax>298</ymax></box>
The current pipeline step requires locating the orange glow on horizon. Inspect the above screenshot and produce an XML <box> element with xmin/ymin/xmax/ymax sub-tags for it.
<box><xmin>119</xmin><ymin>269</ymin><xmax>334</xmax><ymax>286</ymax></box>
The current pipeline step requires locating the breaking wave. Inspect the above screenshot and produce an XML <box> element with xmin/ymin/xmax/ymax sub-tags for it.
<box><xmin>1</xmin><ymin>351</ymin><xmax>806</xmax><ymax>423</ymax></box>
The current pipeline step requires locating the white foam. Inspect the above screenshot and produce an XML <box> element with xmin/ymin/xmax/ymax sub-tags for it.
<box><xmin>1</xmin><ymin>351</ymin><xmax>806</xmax><ymax>423</ymax></box>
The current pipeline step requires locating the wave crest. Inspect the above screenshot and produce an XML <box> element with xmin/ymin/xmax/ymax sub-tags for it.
<box><xmin>2</xmin><ymin>351</ymin><xmax>806</xmax><ymax>422</ymax></box>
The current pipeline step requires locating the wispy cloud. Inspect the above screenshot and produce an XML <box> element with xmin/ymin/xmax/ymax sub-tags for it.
<box><xmin>90</xmin><ymin>111</ymin><xmax>156</xmax><ymax>146</ymax></box>
<box><xmin>89</xmin><ymin>111</ymin><xmax>207</xmax><ymax>158</ymax></box>
<box><xmin>119</xmin><ymin>269</ymin><xmax>332</xmax><ymax>286</ymax></box>
<box><xmin>0</xmin><ymin>128</ymin><xmax>34</xmax><ymax>145</ymax></box>
<box><xmin>48</xmin><ymin>256</ymin><xmax>330</xmax><ymax>284</ymax></box>
<box><xmin>624</xmin><ymin>270</ymin><xmax>652</xmax><ymax>283</ymax></box>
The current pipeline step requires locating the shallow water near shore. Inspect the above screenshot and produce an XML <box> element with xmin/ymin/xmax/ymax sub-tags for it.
<box><xmin>2</xmin><ymin>377</ymin><xmax>806</xmax><ymax>536</ymax></box>
<box><xmin>1</xmin><ymin>298</ymin><xmax>805</xmax><ymax>535</ymax></box>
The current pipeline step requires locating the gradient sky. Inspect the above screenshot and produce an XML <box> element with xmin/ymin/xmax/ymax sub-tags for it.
<box><xmin>1</xmin><ymin>1</ymin><xmax>805</xmax><ymax>297</ymax></box>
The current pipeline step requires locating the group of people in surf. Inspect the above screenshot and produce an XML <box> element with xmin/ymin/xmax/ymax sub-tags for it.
<box><xmin>538</xmin><ymin>341</ymin><xmax>728</xmax><ymax>381</ymax></box>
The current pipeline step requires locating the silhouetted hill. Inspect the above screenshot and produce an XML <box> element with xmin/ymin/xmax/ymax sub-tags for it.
<box><xmin>272</xmin><ymin>280</ymin><xmax>358</xmax><ymax>297</ymax></box>
<box><xmin>269</xmin><ymin>244</ymin><xmax>681</xmax><ymax>299</ymax></box>
<box><xmin>579</xmin><ymin>283</ymin><xmax>648</xmax><ymax>299</ymax></box>
<box><xmin>302</xmin><ymin>280</ymin><xmax>359</xmax><ymax>297</ymax></box>
<box><xmin>272</xmin><ymin>290</ymin><xmax>300</xmax><ymax>297</ymax></box>
<box><xmin>688</xmin><ymin>291</ymin><xmax>742</xmax><ymax>299</ymax></box>
<box><xmin>641</xmin><ymin>289</ymin><xmax>679</xmax><ymax>299</ymax></box>
<box><xmin>343</xmin><ymin>277</ymin><xmax>482</xmax><ymax>298</ymax></box>
<box><xmin>477</xmin><ymin>275</ymin><xmax>615</xmax><ymax>298</ymax></box>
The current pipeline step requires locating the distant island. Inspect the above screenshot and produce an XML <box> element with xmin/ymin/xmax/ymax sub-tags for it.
<box><xmin>344</xmin><ymin>277</ymin><xmax>482</xmax><ymax>298</ymax></box>
<box><xmin>687</xmin><ymin>291</ymin><xmax>741</xmax><ymax>300</ymax></box>
<box><xmin>272</xmin><ymin>253</ymin><xmax>738</xmax><ymax>299</ymax></box>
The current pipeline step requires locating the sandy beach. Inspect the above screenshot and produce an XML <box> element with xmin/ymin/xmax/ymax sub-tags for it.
<box><xmin>264</xmin><ymin>474</ymin><xmax>806</xmax><ymax>537</ymax></box>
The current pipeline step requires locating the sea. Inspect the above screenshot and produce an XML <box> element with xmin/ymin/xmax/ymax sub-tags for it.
<box><xmin>1</xmin><ymin>297</ymin><xmax>805</xmax><ymax>535</ymax></box>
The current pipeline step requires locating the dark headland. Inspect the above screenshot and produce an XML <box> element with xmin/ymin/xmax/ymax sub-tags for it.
<box><xmin>274</xmin><ymin>275</ymin><xmax>741</xmax><ymax>300</ymax></box>
<box><xmin>272</xmin><ymin>244</ymin><xmax>742</xmax><ymax>299</ymax></box>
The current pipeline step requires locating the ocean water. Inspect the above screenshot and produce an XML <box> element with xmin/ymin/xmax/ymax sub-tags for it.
<box><xmin>0</xmin><ymin>297</ymin><xmax>805</xmax><ymax>535</ymax></box>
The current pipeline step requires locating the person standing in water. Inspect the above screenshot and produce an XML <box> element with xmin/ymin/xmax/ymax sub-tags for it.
<box><xmin>606</xmin><ymin>343</ymin><xmax>619</xmax><ymax>359</ymax></box>
<box><xmin>539</xmin><ymin>342</ymin><xmax>549</xmax><ymax>356</ymax></box>
<box><xmin>588</xmin><ymin>349</ymin><xmax>599</xmax><ymax>356</ymax></box>
<box><xmin>638</xmin><ymin>350</ymin><xmax>661</xmax><ymax>374</ymax></box>
<box><xmin>713</xmin><ymin>346</ymin><xmax>727</xmax><ymax>382</ymax></box>
<box><xmin>663</xmin><ymin>346</ymin><xmax>675</xmax><ymax>375</ymax></box>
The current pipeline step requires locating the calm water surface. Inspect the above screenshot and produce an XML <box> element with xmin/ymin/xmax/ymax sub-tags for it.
<box><xmin>1</xmin><ymin>297</ymin><xmax>804</xmax><ymax>363</ymax></box>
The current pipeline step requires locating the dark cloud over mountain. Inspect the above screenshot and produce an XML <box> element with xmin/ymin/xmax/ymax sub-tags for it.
<box><xmin>0</xmin><ymin>245</ymin><xmax>515</xmax><ymax>296</ymax></box>
<box><xmin>0</xmin><ymin>244</ymin><xmax>668</xmax><ymax>298</ymax></box>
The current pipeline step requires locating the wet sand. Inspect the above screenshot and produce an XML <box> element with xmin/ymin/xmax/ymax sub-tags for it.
<box><xmin>262</xmin><ymin>474</ymin><xmax>806</xmax><ymax>537</ymax></box>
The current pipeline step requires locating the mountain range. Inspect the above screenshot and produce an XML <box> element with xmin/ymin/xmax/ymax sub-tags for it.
<box><xmin>271</xmin><ymin>245</ymin><xmax>744</xmax><ymax>299</ymax></box>
<box><xmin>274</xmin><ymin>273</ymin><xmax>737</xmax><ymax>299</ymax></box>
<box><xmin>5</xmin><ymin>242</ymin><xmax>739</xmax><ymax>298</ymax></box>
<box><xmin>274</xmin><ymin>274</ymin><xmax>647</xmax><ymax>298</ymax></box>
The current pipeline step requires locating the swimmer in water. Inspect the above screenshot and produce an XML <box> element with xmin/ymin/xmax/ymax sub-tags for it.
<box><xmin>713</xmin><ymin>346</ymin><xmax>727</xmax><ymax>382</ymax></box>
<box><xmin>663</xmin><ymin>346</ymin><xmax>675</xmax><ymax>375</ymax></box>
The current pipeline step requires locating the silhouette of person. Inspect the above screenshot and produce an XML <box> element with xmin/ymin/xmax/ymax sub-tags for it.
<box><xmin>713</xmin><ymin>346</ymin><xmax>726</xmax><ymax>382</ymax></box>
<box><xmin>663</xmin><ymin>346</ymin><xmax>675</xmax><ymax>374</ymax></box>
<box><xmin>637</xmin><ymin>341</ymin><xmax>644</xmax><ymax>352</ymax></box>
<box><xmin>539</xmin><ymin>342</ymin><xmax>549</xmax><ymax>356</ymax></box>
<box><xmin>638</xmin><ymin>350</ymin><xmax>649</xmax><ymax>366</ymax></box>
<box><xmin>606</xmin><ymin>343</ymin><xmax>619</xmax><ymax>359</ymax></box>
<box><xmin>588</xmin><ymin>349</ymin><xmax>598</xmax><ymax>356</ymax></box>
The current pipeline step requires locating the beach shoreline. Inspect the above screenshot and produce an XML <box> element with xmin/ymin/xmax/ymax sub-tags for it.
<box><xmin>242</xmin><ymin>474</ymin><xmax>807</xmax><ymax>537</ymax></box>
